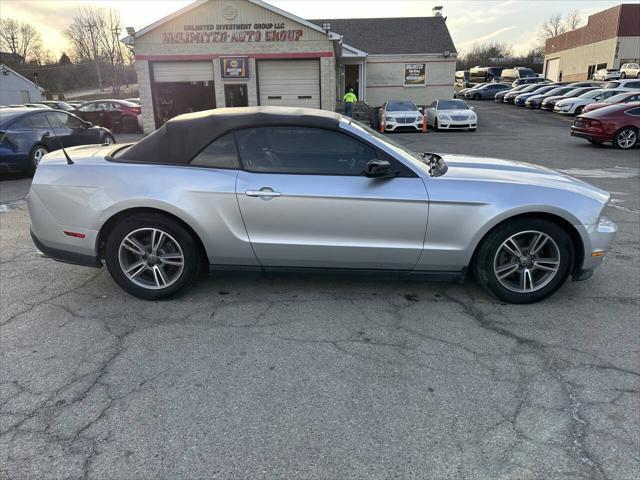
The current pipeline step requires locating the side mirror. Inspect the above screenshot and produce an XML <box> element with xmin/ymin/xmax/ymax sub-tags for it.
<box><xmin>364</xmin><ymin>159</ymin><xmax>398</xmax><ymax>179</ymax></box>
<box><xmin>83</xmin><ymin>121</ymin><xmax>93</xmax><ymax>128</ymax></box>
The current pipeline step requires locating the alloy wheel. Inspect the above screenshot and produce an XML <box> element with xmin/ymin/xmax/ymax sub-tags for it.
<box><xmin>33</xmin><ymin>147</ymin><xmax>48</xmax><ymax>166</ymax></box>
<box><xmin>103</xmin><ymin>136</ymin><xmax>114</xmax><ymax>145</ymax></box>
<box><xmin>617</xmin><ymin>129</ymin><xmax>637</xmax><ymax>149</ymax></box>
<box><xmin>118</xmin><ymin>228</ymin><xmax>185</xmax><ymax>290</ymax></box>
<box><xmin>493</xmin><ymin>230</ymin><xmax>561</xmax><ymax>293</ymax></box>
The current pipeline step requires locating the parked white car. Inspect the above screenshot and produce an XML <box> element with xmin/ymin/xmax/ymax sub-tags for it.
<box><xmin>554</xmin><ymin>88</ymin><xmax>627</xmax><ymax>115</ymax></box>
<box><xmin>602</xmin><ymin>79</ymin><xmax>640</xmax><ymax>90</ymax></box>
<box><xmin>380</xmin><ymin>100</ymin><xmax>424</xmax><ymax>132</ymax></box>
<box><xmin>592</xmin><ymin>69</ymin><xmax>620</xmax><ymax>81</ymax></box>
<box><xmin>620</xmin><ymin>63</ymin><xmax>640</xmax><ymax>79</ymax></box>
<box><xmin>426</xmin><ymin>99</ymin><xmax>477</xmax><ymax>131</ymax></box>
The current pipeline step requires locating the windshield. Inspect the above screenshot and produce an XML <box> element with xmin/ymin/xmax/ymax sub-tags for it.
<box><xmin>578</xmin><ymin>90</ymin><xmax>604</xmax><ymax>99</ymax></box>
<box><xmin>348</xmin><ymin>119</ymin><xmax>435</xmax><ymax>176</ymax></box>
<box><xmin>437</xmin><ymin>100</ymin><xmax>468</xmax><ymax>110</ymax></box>
<box><xmin>563</xmin><ymin>87</ymin><xmax>593</xmax><ymax>97</ymax></box>
<box><xmin>545</xmin><ymin>87</ymin><xmax>571</xmax><ymax>96</ymax></box>
<box><xmin>603</xmin><ymin>81</ymin><xmax>620</xmax><ymax>88</ymax></box>
<box><xmin>387</xmin><ymin>101</ymin><xmax>417</xmax><ymax>111</ymax></box>
<box><xmin>530</xmin><ymin>86</ymin><xmax>555</xmax><ymax>95</ymax></box>
<box><xmin>606</xmin><ymin>92</ymin><xmax>635</xmax><ymax>103</ymax></box>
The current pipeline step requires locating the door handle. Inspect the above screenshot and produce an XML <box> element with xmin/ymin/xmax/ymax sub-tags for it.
<box><xmin>245</xmin><ymin>188</ymin><xmax>282</xmax><ymax>198</ymax></box>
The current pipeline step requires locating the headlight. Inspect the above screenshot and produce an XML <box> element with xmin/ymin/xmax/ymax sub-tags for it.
<box><xmin>385</xmin><ymin>116</ymin><xmax>394</xmax><ymax>122</ymax></box>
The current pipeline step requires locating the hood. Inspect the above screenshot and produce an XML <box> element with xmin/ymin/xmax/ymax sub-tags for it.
<box><xmin>542</xmin><ymin>95</ymin><xmax>565</xmax><ymax>103</ymax></box>
<box><xmin>438</xmin><ymin>109</ymin><xmax>475</xmax><ymax>116</ymax></box>
<box><xmin>438</xmin><ymin>154</ymin><xmax>610</xmax><ymax>203</ymax></box>
<box><xmin>386</xmin><ymin>110</ymin><xmax>420</xmax><ymax>117</ymax></box>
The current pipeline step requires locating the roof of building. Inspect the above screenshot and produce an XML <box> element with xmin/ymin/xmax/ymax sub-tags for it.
<box><xmin>0</xmin><ymin>64</ymin><xmax>45</xmax><ymax>92</ymax></box>
<box><xmin>118</xmin><ymin>106</ymin><xmax>342</xmax><ymax>165</ymax></box>
<box><xmin>310</xmin><ymin>17</ymin><xmax>457</xmax><ymax>55</ymax></box>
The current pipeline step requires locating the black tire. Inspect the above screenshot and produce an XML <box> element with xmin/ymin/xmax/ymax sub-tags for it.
<box><xmin>472</xmin><ymin>218</ymin><xmax>574</xmax><ymax>304</ymax></box>
<box><xmin>612</xmin><ymin>127</ymin><xmax>638</xmax><ymax>149</ymax></box>
<box><xmin>620</xmin><ymin>72</ymin><xmax>626</xmax><ymax>79</ymax></box>
<box><xmin>27</xmin><ymin>143</ymin><xmax>48</xmax><ymax>176</ymax></box>
<box><xmin>434</xmin><ymin>119</ymin><xmax>439</xmax><ymax>131</ymax></box>
<box><xmin>105</xmin><ymin>213</ymin><xmax>201</xmax><ymax>300</ymax></box>
<box><xmin>574</xmin><ymin>106</ymin><xmax>584</xmax><ymax>116</ymax></box>
<box><xmin>469</xmin><ymin>128</ymin><xmax>477</xmax><ymax>132</ymax></box>
<box><xmin>102</xmin><ymin>133</ymin><xmax>116</xmax><ymax>145</ymax></box>
<box><xmin>473</xmin><ymin>93</ymin><xmax>481</xmax><ymax>100</ymax></box>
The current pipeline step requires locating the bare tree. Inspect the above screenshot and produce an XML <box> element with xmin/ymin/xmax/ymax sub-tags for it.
<box><xmin>0</xmin><ymin>18</ymin><xmax>42</xmax><ymax>62</ymax></box>
<box><xmin>564</xmin><ymin>9</ymin><xmax>583</xmax><ymax>30</ymax></box>
<box><xmin>537</xmin><ymin>13</ymin><xmax>566</xmax><ymax>46</ymax></box>
<box><xmin>65</xmin><ymin>6</ymin><xmax>127</xmax><ymax>92</ymax></box>
<box><xmin>458</xmin><ymin>42</ymin><xmax>514</xmax><ymax>70</ymax></box>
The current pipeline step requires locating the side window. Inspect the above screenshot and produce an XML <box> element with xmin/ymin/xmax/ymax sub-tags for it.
<box><xmin>626</xmin><ymin>81</ymin><xmax>640</xmax><ymax>89</ymax></box>
<box><xmin>191</xmin><ymin>132</ymin><xmax>240</xmax><ymax>169</ymax></box>
<box><xmin>44</xmin><ymin>112</ymin><xmax>64</xmax><ymax>128</ymax></box>
<box><xmin>29</xmin><ymin>113</ymin><xmax>51</xmax><ymax>129</ymax></box>
<box><xmin>48</xmin><ymin>111</ymin><xmax>84</xmax><ymax>128</ymax></box>
<box><xmin>79</xmin><ymin>103</ymin><xmax>95</xmax><ymax>112</ymax></box>
<box><xmin>10</xmin><ymin>116</ymin><xmax>34</xmax><ymax>129</ymax></box>
<box><xmin>627</xmin><ymin>95</ymin><xmax>640</xmax><ymax>102</ymax></box>
<box><xmin>234</xmin><ymin>127</ymin><xmax>380</xmax><ymax>176</ymax></box>
<box><xmin>626</xmin><ymin>107</ymin><xmax>640</xmax><ymax>116</ymax></box>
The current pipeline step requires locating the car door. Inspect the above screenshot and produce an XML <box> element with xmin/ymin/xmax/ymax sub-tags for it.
<box><xmin>77</xmin><ymin>102</ymin><xmax>99</xmax><ymax>125</ymax></box>
<box><xmin>27</xmin><ymin>113</ymin><xmax>58</xmax><ymax>151</ymax></box>
<box><xmin>50</xmin><ymin>111</ymin><xmax>96</xmax><ymax>146</ymax></box>
<box><xmin>234</xmin><ymin>126</ymin><xmax>429</xmax><ymax>270</ymax></box>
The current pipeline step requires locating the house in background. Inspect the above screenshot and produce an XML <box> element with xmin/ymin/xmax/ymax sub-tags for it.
<box><xmin>0</xmin><ymin>63</ymin><xmax>44</xmax><ymax>105</ymax></box>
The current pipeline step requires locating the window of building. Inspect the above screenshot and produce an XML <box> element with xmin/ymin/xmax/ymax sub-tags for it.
<box><xmin>234</xmin><ymin>127</ymin><xmax>382</xmax><ymax>176</ymax></box>
<box><xmin>190</xmin><ymin>132</ymin><xmax>240</xmax><ymax>169</ymax></box>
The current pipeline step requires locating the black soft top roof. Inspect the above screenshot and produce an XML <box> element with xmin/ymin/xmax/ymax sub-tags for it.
<box><xmin>119</xmin><ymin>106</ymin><xmax>343</xmax><ymax>165</ymax></box>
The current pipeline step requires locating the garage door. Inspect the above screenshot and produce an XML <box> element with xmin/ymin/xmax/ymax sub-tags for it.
<box><xmin>258</xmin><ymin>60</ymin><xmax>320</xmax><ymax>108</ymax></box>
<box><xmin>153</xmin><ymin>62</ymin><xmax>214</xmax><ymax>83</ymax></box>
<box><xmin>545</xmin><ymin>58</ymin><xmax>560</xmax><ymax>82</ymax></box>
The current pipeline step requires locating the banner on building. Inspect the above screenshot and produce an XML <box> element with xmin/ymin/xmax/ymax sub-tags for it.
<box><xmin>220</xmin><ymin>57</ymin><xmax>249</xmax><ymax>78</ymax></box>
<box><xmin>404</xmin><ymin>63</ymin><xmax>426</xmax><ymax>86</ymax></box>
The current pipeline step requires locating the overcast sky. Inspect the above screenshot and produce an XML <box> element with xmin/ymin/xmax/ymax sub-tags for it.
<box><xmin>1</xmin><ymin>0</ymin><xmax>625</xmax><ymax>58</ymax></box>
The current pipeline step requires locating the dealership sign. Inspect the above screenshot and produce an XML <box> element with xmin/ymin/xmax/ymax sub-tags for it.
<box><xmin>220</xmin><ymin>57</ymin><xmax>249</xmax><ymax>78</ymax></box>
<box><xmin>404</xmin><ymin>63</ymin><xmax>426</xmax><ymax>86</ymax></box>
<box><xmin>163</xmin><ymin>23</ymin><xmax>304</xmax><ymax>44</ymax></box>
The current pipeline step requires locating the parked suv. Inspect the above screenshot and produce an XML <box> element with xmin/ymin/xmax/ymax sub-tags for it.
<box><xmin>500</xmin><ymin>67</ymin><xmax>537</xmax><ymax>83</ymax></box>
<box><xmin>603</xmin><ymin>79</ymin><xmax>640</xmax><ymax>90</ymax></box>
<box><xmin>620</xmin><ymin>63</ymin><xmax>640</xmax><ymax>79</ymax></box>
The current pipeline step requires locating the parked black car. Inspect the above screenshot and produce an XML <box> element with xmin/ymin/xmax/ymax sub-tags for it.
<box><xmin>503</xmin><ymin>83</ymin><xmax>552</xmax><ymax>104</ymax></box>
<box><xmin>0</xmin><ymin>108</ymin><xmax>114</xmax><ymax>175</ymax></box>
<box><xmin>525</xmin><ymin>86</ymin><xmax>578</xmax><ymax>108</ymax></box>
<box><xmin>494</xmin><ymin>84</ymin><xmax>529</xmax><ymax>103</ymax></box>
<box><xmin>511</xmin><ymin>77</ymin><xmax>552</xmax><ymax>87</ymax></box>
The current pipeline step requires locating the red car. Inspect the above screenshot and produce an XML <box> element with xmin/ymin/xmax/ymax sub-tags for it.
<box><xmin>571</xmin><ymin>101</ymin><xmax>640</xmax><ymax>149</ymax></box>
<box><xmin>582</xmin><ymin>91</ymin><xmax>640</xmax><ymax>113</ymax></box>
<box><xmin>75</xmin><ymin>99</ymin><xmax>142</xmax><ymax>133</ymax></box>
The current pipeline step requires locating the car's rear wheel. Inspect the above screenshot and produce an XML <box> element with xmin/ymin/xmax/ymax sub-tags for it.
<box><xmin>613</xmin><ymin>127</ymin><xmax>638</xmax><ymax>149</ymax></box>
<box><xmin>27</xmin><ymin>144</ymin><xmax>48</xmax><ymax>176</ymax></box>
<box><xmin>473</xmin><ymin>93</ymin><xmax>480</xmax><ymax>100</ymax></box>
<box><xmin>575</xmin><ymin>106</ymin><xmax>584</xmax><ymax>116</ymax></box>
<box><xmin>105</xmin><ymin>213</ymin><xmax>201</xmax><ymax>299</ymax></box>
<box><xmin>473</xmin><ymin>218</ymin><xmax>573</xmax><ymax>304</ymax></box>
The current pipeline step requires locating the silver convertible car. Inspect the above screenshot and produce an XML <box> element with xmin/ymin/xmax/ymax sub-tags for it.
<box><xmin>28</xmin><ymin>107</ymin><xmax>616</xmax><ymax>303</ymax></box>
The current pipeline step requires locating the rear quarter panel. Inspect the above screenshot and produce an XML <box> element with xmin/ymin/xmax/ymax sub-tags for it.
<box><xmin>29</xmin><ymin>161</ymin><xmax>257</xmax><ymax>265</ymax></box>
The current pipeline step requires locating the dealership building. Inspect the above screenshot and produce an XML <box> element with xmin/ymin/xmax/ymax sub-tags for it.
<box><xmin>123</xmin><ymin>0</ymin><xmax>457</xmax><ymax>132</ymax></box>
<box><xmin>543</xmin><ymin>3</ymin><xmax>640</xmax><ymax>82</ymax></box>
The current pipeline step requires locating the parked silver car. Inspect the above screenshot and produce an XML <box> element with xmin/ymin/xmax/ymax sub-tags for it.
<box><xmin>28</xmin><ymin>107</ymin><xmax>616</xmax><ymax>303</ymax></box>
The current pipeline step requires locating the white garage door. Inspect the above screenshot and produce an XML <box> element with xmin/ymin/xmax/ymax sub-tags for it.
<box><xmin>258</xmin><ymin>60</ymin><xmax>320</xmax><ymax>108</ymax></box>
<box><xmin>153</xmin><ymin>62</ymin><xmax>214</xmax><ymax>83</ymax></box>
<box><xmin>545</xmin><ymin>58</ymin><xmax>560</xmax><ymax>82</ymax></box>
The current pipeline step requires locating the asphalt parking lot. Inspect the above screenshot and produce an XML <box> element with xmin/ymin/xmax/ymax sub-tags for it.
<box><xmin>1</xmin><ymin>103</ymin><xmax>638</xmax><ymax>480</ymax></box>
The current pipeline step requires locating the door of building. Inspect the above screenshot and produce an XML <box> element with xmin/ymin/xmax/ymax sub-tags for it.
<box><xmin>257</xmin><ymin>59</ymin><xmax>320</xmax><ymax>108</ymax></box>
<box><xmin>224</xmin><ymin>84</ymin><xmax>248</xmax><ymax>107</ymax></box>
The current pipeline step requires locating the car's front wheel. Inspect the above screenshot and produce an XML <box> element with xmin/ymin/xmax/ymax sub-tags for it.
<box><xmin>105</xmin><ymin>213</ymin><xmax>201</xmax><ymax>299</ymax></box>
<box><xmin>613</xmin><ymin>127</ymin><xmax>638</xmax><ymax>149</ymax></box>
<box><xmin>473</xmin><ymin>218</ymin><xmax>573</xmax><ymax>304</ymax></box>
<box><xmin>102</xmin><ymin>133</ymin><xmax>116</xmax><ymax>145</ymax></box>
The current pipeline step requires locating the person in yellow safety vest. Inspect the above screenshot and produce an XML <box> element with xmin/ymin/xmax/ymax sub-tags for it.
<box><xmin>343</xmin><ymin>88</ymin><xmax>357</xmax><ymax>117</ymax></box>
